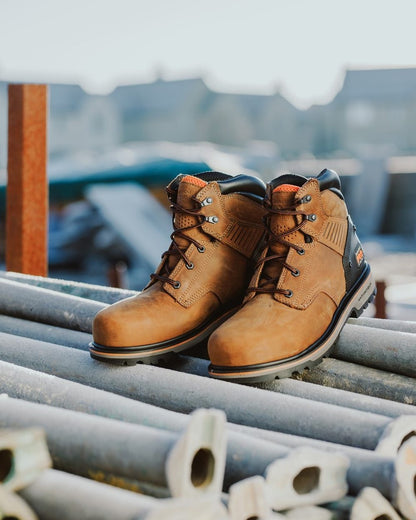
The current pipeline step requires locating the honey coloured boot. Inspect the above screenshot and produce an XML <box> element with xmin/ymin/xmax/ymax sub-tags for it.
<box><xmin>208</xmin><ymin>169</ymin><xmax>376</xmax><ymax>382</ymax></box>
<box><xmin>90</xmin><ymin>171</ymin><xmax>266</xmax><ymax>364</ymax></box>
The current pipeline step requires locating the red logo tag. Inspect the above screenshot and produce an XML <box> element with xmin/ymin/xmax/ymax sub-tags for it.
<box><xmin>355</xmin><ymin>247</ymin><xmax>364</xmax><ymax>266</ymax></box>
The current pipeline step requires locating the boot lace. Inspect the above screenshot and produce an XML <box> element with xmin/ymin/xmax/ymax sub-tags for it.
<box><xmin>247</xmin><ymin>199</ymin><xmax>312</xmax><ymax>297</ymax></box>
<box><xmin>150</xmin><ymin>187</ymin><xmax>207</xmax><ymax>289</ymax></box>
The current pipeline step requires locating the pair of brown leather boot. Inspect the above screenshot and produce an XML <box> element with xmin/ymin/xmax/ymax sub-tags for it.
<box><xmin>90</xmin><ymin>169</ymin><xmax>375</xmax><ymax>383</ymax></box>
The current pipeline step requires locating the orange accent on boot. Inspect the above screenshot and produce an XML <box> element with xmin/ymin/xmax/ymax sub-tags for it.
<box><xmin>181</xmin><ymin>175</ymin><xmax>207</xmax><ymax>187</ymax></box>
<box><xmin>355</xmin><ymin>246</ymin><xmax>364</xmax><ymax>266</ymax></box>
<box><xmin>273</xmin><ymin>184</ymin><xmax>300</xmax><ymax>193</ymax></box>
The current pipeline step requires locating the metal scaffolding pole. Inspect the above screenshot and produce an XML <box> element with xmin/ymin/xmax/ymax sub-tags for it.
<box><xmin>0</xmin><ymin>278</ymin><xmax>105</xmax><ymax>332</ymax></box>
<box><xmin>0</xmin><ymin>332</ymin><xmax>414</xmax><ymax>452</ymax></box>
<box><xmin>293</xmin><ymin>358</ymin><xmax>416</xmax><ymax>405</ymax></box>
<box><xmin>174</xmin><ymin>355</ymin><xmax>416</xmax><ymax>419</ymax></box>
<box><xmin>0</xmin><ymin>270</ymin><xmax>136</xmax><ymax>304</ymax></box>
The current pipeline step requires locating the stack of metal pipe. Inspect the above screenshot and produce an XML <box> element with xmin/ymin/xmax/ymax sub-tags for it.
<box><xmin>0</xmin><ymin>271</ymin><xmax>415</xmax><ymax>519</ymax></box>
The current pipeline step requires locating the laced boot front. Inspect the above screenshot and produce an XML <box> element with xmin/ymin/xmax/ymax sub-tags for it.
<box><xmin>208</xmin><ymin>168</ymin><xmax>376</xmax><ymax>382</ymax></box>
<box><xmin>90</xmin><ymin>171</ymin><xmax>266</xmax><ymax>364</ymax></box>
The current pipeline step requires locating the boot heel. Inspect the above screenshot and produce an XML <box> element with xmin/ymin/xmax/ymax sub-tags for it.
<box><xmin>349</xmin><ymin>273</ymin><xmax>376</xmax><ymax>318</ymax></box>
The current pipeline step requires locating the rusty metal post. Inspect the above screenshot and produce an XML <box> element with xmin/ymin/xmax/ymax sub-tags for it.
<box><xmin>6</xmin><ymin>84</ymin><xmax>48</xmax><ymax>276</ymax></box>
<box><xmin>107</xmin><ymin>261</ymin><xmax>128</xmax><ymax>289</ymax></box>
<box><xmin>374</xmin><ymin>280</ymin><xmax>387</xmax><ymax>319</ymax></box>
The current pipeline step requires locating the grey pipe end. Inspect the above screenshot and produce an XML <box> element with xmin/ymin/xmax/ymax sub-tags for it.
<box><xmin>137</xmin><ymin>497</ymin><xmax>229</xmax><ymax>520</ymax></box>
<box><xmin>0</xmin><ymin>487</ymin><xmax>38</xmax><ymax>520</ymax></box>
<box><xmin>376</xmin><ymin>416</ymin><xmax>416</xmax><ymax>456</ymax></box>
<box><xmin>394</xmin><ymin>437</ymin><xmax>416</xmax><ymax>520</ymax></box>
<box><xmin>228</xmin><ymin>475</ymin><xmax>283</xmax><ymax>520</ymax></box>
<box><xmin>0</xmin><ymin>427</ymin><xmax>51</xmax><ymax>492</ymax></box>
<box><xmin>351</xmin><ymin>487</ymin><xmax>401</xmax><ymax>520</ymax></box>
<box><xmin>265</xmin><ymin>447</ymin><xmax>349</xmax><ymax>511</ymax></box>
<box><xmin>166</xmin><ymin>408</ymin><xmax>226</xmax><ymax>498</ymax></box>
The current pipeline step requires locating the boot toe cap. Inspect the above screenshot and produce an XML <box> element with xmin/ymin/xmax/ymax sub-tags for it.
<box><xmin>208</xmin><ymin>322</ymin><xmax>258</xmax><ymax>367</ymax></box>
<box><xmin>92</xmin><ymin>305</ymin><xmax>131</xmax><ymax>347</ymax></box>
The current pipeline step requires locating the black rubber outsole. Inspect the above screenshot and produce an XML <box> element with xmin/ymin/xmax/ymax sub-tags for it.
<box><xmin>89</xmin><ymin>307</ymin><xmax>238</xmax><ymax>366</ymax></box>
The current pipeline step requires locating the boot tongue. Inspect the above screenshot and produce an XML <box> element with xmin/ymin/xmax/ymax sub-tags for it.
<box><xmin>270</xmin><ymin>184</ymin><xmax>299</xmax><ymax>237</ymax></box>
<box><xmin>167</xmin><ymin>175</ymin><xmax>207</xmax><ymax>270</ymax></box>
<box><xmin>261</xmin><ymin>184</ymin><xmax>300</xmax><ymax>287</ymax></box>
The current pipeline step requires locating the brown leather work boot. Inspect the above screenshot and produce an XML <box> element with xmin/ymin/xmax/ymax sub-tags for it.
<box><xmin>90</xmin><ymin>171</ymin><xmax>266</xmax><ymax>364</ymax></box>
<box><xmin>208</xmin><ymin>169</ymin><xmax>376</xmax><ymax>382</ymax></box>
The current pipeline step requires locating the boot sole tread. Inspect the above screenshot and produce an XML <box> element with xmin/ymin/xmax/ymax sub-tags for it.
<box><xmin>89</xmin><ymin>307</ymin><xmax>237</xmax><ymax>365</ymax></box>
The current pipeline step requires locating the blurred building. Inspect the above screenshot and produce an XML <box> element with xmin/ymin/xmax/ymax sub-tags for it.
<box><xmin>0</xmin><ymin>81</ymin><xmax>122</xmax><ymax>168</ymax></box>
<box><xmin>308</xmin><ymin>68</ymin><xmax>416</xmax><ymax>157</ymax></box>
<box><xmin>1</xmin><ymin>67</ymin><xmax>416</xmax><ymax>167</ymax></box>
<box><xmin>110</xmin><ymin>78</ymin><xmax>207</xmax><ymax>143</ymax></box>
<box><xmin>48</xmin><ymin>84</ymin><xmax>121</xmax><ymax>159</ymax></box>
<box><xmin>109</xmin><ymin>78</ymin><xmax>298</xmax><ymax>149</ymax></box>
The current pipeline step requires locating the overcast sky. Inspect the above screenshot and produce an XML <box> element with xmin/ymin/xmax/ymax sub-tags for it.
<box><xmin>0</xmin><ymin>0</ymin><xmax>415</xmax><ymax>108</ymax></box>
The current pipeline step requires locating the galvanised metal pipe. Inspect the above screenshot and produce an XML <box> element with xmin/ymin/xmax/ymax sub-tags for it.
<box><xmin>232</xmin><ymin>425</ymin><xmax>416</xmax><ymax>519</ymax></box>
<box><xmin>0</xmin><ymin>395</ymin><xmax>179</xmax><ymax>488</ymax></box>
<box><xmin>0</xmin><ymin>359</ymin><xmax>350</xmax><ymax>497</ymax></box>
<box><xmin>0</xmin><ymin>332</ymin><xmax>408</xmax><ymax>451</ymax></box>
<box><xmin>3</xmin><ymin>346</ymin><xmax>414</xmax><ymax>431</ymax></box>
<box><xmin>3</xmin><ymin>269</ymin><xmax>413</xmax><ymax>335</ymax></box>
<box><xmin>293</xmin><ymin>358</ymin><xmax>416</xmax><ymax>405</ymax></box>
<box><xmin>174</xmin><ymin>355</ymin><xmax>416</xmax><ymax>419</ymax></box>
<box><xmin>3</xmin><ymin>313</ymin><xmax>415</xmax><ymax>396</ymax></box>
<box><xmin>20</xmin><ymin>469</ymin><xmax>229</xmax><ymax>520</ymax></box>
<box><xmin>19</xmin><ymin>469</ymin><xmax>157</xmax><ymax>520</ymax></box>
<box><xmin>3</xmin><ymin>275</ymin><xmax>414</xmax><ymax>350</ymax></box>
<box><xmin>0</xmin><ymin>395</ymin><xmax>298</xmax><ymax>491</ymax></box>
<box><xmin>237</xmin><ymin>433</ymin><xmax>416</xmax><ymax>519</ymax></box>
<box><xmin>331</xmin><ymin>325</ymin><xmax>416</xmax><ymax>378</ymax></box>
<box><xmin>0</xmin><ymin>359</ymin><xmax>190</xmax><ymax>431</ymax></box>
<box><xmin>183</xmin><ymin>324</ymin><xmax>416</xmax><ymax>380</ymax></box>
<box><xmin>0</xmin><ymin>400</ymin><xmax>230</xmax><ymax>501</ymax></box>
<box><xmin>232</xmin><ymin>424</ymin><xmax>397</xmax><ymax>498</ymax></box>
<box><xmin>349</xmin><ymin>317</ymin><xmax>416</xmax><ymax>334</ymax></box>
<box><xmin>1</xmin><ymin>313</ymin><xmax>413</xmax><ymax>420</ymax></box>
<box><xmin>0</xmin><ymin>359</ymin><xmax>408</xmax><ymax>505</ymax></box>
<box><xmin>0</xmin><ymin>315</ymin><xmax>91</xmax><ymax>350</ymax></box>
<box><xmin>0</xmin><ymin>278</ymin><xmax>105</xmax><ymax>332</ymax></box>
<box><xmin>0</xmin><ymin>270</ymin><xmax>137</xmax><ymax>304</ymax></box>
<box><xmin>1</xmin><ymin>312</ymin><xmax>413</xmax><ymax>421</ymax></box>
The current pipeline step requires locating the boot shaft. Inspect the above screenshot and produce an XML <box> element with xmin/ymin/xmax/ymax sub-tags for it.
<box><xmin>150</xmin><ymin>172</ymin><xmax>267</xmax><ymax>308</ymax></box>
<box><xmin>248</xmin><ymin>169</ymin><xmax>366</xmax><ymax>309</ymax></box>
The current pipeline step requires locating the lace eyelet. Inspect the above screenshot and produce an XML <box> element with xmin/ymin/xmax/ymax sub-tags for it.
<box><xmin>307</xmin><ymin>214</ymin><xmax>317</xmax><ymax>222</ymax></box>
<box><xmin>285</xmin><ymin>290</ymin><xmax>293</xmax><ymax>298</ymax></box>
<box><xmin>173</xmin><ymin>281</ymin><xmax>181</xmax><ymax>289</ymax></box>
<box><xmin>304</xmin><ymin>195</ymin><xmax>312</xmax><ymax>203</ymax></box>
<box><xmin>206</xmin><ymin>216</ymin><xmax>219</xmax><ymax>224</ymax></box>
<box><xmin>291</xmin><ymin>269</ymin><xmax>300</xmax><ymax>277</ymax></box>
<box><xmin>186</xmin><ymin>262</ymin><xmax>194</xmax><ymax>270</ymax></box>
<box><xmin>200</xmin><ymin>197</ymin><xmax>213</xmax><ymax>207</ymax></box>
<box><xmin>297</xmin><ymin>248</ymin><xmax>305</xmax><ymax>255</ymax></box>
<box><xmin>197</xmin><ymin>246</ymin><xmax>205</xmax><ymax>253</ymax></box>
